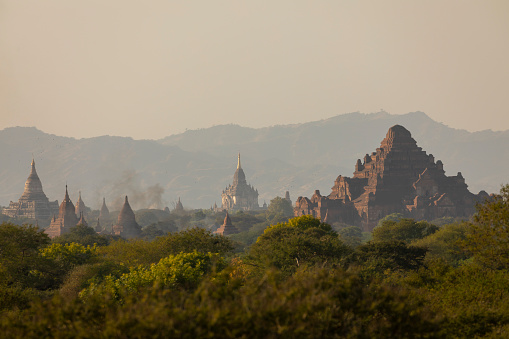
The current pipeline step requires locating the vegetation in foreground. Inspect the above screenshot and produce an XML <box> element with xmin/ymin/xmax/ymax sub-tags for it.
<box><xmin>1</xmin><ymin>186</ymin><xmax>509</xmax><ymax>338</ymax></box>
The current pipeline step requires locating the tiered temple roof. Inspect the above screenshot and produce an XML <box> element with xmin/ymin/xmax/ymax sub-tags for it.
<box><xmin>214</xmin><ymin>211</ymin><xmax>239</xmax><ymax>236</ymax></box>
<box><xmin>295</xmin><ymin>125</ymin><xmax>488</xmax><ymax>231</ymax></box>
<box><xmin>221</xmin><ymin>153</ymin><xmax>259</xmax><ymax>211</ymax></box>
<box><xmin>45</xmin><ymin>185</ymin><xmax>81</xmax><ymax>238</ymax></box>
<box><xmin>112</xmin><ymin>196</ymin><xmax>141</xmax><ymax>238</ymax></box>
<box><xmin>2</xmin><ymin>159</ymin><xmax>58</xmax><ymax>220</ymax></box>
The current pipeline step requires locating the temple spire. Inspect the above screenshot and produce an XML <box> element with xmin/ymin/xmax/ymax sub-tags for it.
<box><xmin>237</xmin><ymin>153</ymin><xmax>241</xmax><ymax>169</ymax></box>
<box><xmin>65</xmin><ymin>185</ymin><xmax>69</xmax><ymax>201</ymax></box>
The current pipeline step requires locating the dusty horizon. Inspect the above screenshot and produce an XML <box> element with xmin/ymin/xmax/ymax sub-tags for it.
<box><xmin>1</xmin><ymin>1</ymin><xmax>508</xmax><ymax>139</ymax></box>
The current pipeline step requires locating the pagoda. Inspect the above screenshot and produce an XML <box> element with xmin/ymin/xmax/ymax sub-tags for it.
<box><xmin>214</xmin><ymin>211</ymin><xmax>239</xmax><ymax>236</ymax></box>
<box><xmin>3</xmin><ymin>159</ymin><xmax>58</xmax><ymax>220</ymax></box>
<box><xmin>75</xmin><ymin>191</ymin><xmax>88</xmax><ymax>218</ymax></box>
<box><xmin>221</xmin><ymin>153</ymin><xmax>259</xmax><ymax>211</ymax></box>
<box><xmin>45</xmin><ymin>185</ymin><xmax>80</xmax><ymax>238</ymax></box>
<box><xmin>99</xmin><ymin>197</ymin><xmax>110</xmax><ymax>223</ymax></box>
<box><xmin>112</xmin><ymin>196</ymin><xmax>141</xmax><ymax>238</ymax></box>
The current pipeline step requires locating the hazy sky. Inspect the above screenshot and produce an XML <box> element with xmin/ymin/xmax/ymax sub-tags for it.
<box><xmin>1</xmin><ymin>1</ymin><xmax>508</xmax><ymax>139</ymax></box>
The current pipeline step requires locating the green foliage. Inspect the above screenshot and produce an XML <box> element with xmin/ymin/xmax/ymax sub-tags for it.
<box><xmin>229</xmin><ymin>222</ymin><xmax>268</xmax><ymax>249</ymax></box>
<box><xmin>155</xmin><ymin>227</ymin><xmax>234</xmax><ymax>257</ymax></box>
<box><xmin>97</xmin><ymin>228</ymin><xmax>234</xmax><ymax>268</ymax></box>
<box><xmin>40</xmin><ymin>242</ymin><xmax>97</xmax><ymax>268</ymax></box>
<box><xmin>463</xmin><ymin>184</ymin><xmax>509</xmax><ymax>269</ymax></box>
<box><xmin>193</xmin><ymin>210</ymin><xmax>206</xmax><ymax>221</ymax></box>
<box><xmin>372</xmin><ymin>218</ymin><xmax>439</xmax><ymax>243</ymax></box>
<box><xmin>338</xmin><ymin>225</ymin><xmax>363</xmax><ymax>248</ymax></box>
<box><xmin>412</xmin><ymin>222</ymin><xmax>470</xmax><ymax>265</ymax></box>
<box><xmin>249</xmin><ymin>216</ymin><xmax>348</xmax><ymax>277</ymax></box>
<box><xmin>80</xmin><ymin>251</ymin><xmax>225</xmax><ymax>301</ymax></box>
<box><xmin>6</xmin><ymin>188</ymin><xmax>509</xmax><ymax>337</ymax></box>
<box><xmin>230</xmin><ymin>211</ymin><xmax>265</xmax><ymax>232</ymax></box>
<box><xmin>265</xmin><ymin>196</ymin><xmax>294</xmax><ymax>224</ymax></box>
<box><xmin>97</xmin><ymin>239</ymin><xmax>167</xmax><ymax>267</ymax></box>
<box><xmin>139</xmin><ymin>224</ymin><xmax>165</xmax><ymax>241</ymax></box>
<box><xmin>376</xmin><ymin>212</ymin><xmax>404</xmax><ymax>228</ymax></box>
<box><xmin>149</xmin><ymin>218</ymin><xmax>178</xmax><ymax>233</ymax></box>
<box><xmin>0</xmin><ymin>222</ymin><xmax>51</xmax><ymax>288</ymax></box>
<box><xmin>398</xmin><ymin>261</ymin><xmax>509</xmax><ymax>338</ymax></box>
<box><xmin>52</xmin><ymin>224</ymin><xmax>110</xmax><ymax>247</ymax></box>
<box><xmin>348</xmin><ymin>241</ymin><xmax>427</xmax><ymax>279</ymax></box>
<box><xmin>0</xmin><ymin>268</ymin><xmax>441</xmax><ymax>338</ymax></box>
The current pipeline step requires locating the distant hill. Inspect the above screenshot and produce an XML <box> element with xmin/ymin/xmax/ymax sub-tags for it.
<box><xmin>1</xmin><ymin>112</ymin><xmax>507</xmax><ymax>211</ymax></box>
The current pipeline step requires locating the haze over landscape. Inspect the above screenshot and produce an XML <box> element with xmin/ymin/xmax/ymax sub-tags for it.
<box><xmin>1</xmin><ymin>1</ymin><xmax>508</xmax><ymax>210</ymax></box>
<box><xmin>1</xmin><ymin>111</ymin><xmax>508</xmax><ymax>211</ymax></box>
<box><xmin>3</xmin><ymin>2</ymin><xmax>509</xmax><ymax>337</ymax></box>
<box><xmin>1</xmin><ymin>1</ymin><xmax>508</xmax><ymax>139</ymax></box>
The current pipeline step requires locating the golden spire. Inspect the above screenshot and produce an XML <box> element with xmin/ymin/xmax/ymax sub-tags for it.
<box><xmin>237</xmin><ymin>153</ymin><xmax>241</xmax><ymax>169</ymax></box>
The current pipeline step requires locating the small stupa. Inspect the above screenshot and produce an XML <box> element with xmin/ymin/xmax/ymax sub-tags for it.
<box><xmin>214</xmin><ymin>211</ymin><xmax>240</xmax><ymax>236</ymax></box>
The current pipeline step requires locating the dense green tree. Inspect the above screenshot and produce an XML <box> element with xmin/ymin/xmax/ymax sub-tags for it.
<box><xmin>229</xmin><ymin>221</ymin><xmax>268</xmax><ymax>249</ymax></box>
<box><xmin>0</xmin><ymin>223</ymin><xmax>51</xmax><ymax>288</ymax></box>
<box><xmin>230</xmin><ymin>211</ymin><xmax>265</xmax><ymax>232</ymax></box>
<box><xmin>265</xmin><ymin>196</ymin><xmax>294</xmax><ymax>224</ymax></box>
<box><xmin>193</xmin><ymin>210</ymin><xmax>206</xmax><ymax>221</ymax></box>
<box><xmin>150</xmin><ymin>218</ymin><xmax>178</xmax><ymax>233</ymax></box>
<box><xmin>249</xmin><ymin>215</ymin><xmax>349</xmax><ymax>277</ymax></box>
<box><xmin>373</xmin><ymin>218</ymin><xmax>439</xmax><ymax>243</ymax></box>
<box><xmin>376</xmin><ymin>212</ymin><xmax>404</xmax><ymax>228</ymax></box>
<box><xmin>348</xmin><ymin>241</ymin><xmax>427</xmax><ymax>279</ymax></box>
<box><xmin>80</xmin><ymin>251</ymin><xmax>226</xmax><ymax>301</ymax></box>
<box><xmin>412</xmin><ymin>222</ymin><xmax>470</xmax><ymax>265</ymax></box>
<box><xmin>52</xmin><ymin>224</ymin><xmax>110</xmax><ymax>247</ymax></box>
<box><xmin>0</xmin><ymin>268</ymin><xmax>441</xmax><ymax>338</ymax></box>
<box><xmin>464</xmin><ymin>184</ymin><xmax>509</xmax><ymax>269</ymax></box>
<box><xmin>338</xmin><ymin>225</ymin><xmax>363</xmax><ymax>248</ymax></box>
<box><xmin>59</xmin><ymin>261</ymin><xmax>130</xmax><ymax>301</ymax></box>
<box><xmin>139</xmin><ymin>224</ymin><xmax>165</xmax><ymax>241</ymax></box>
<box><xmin>40</xmin><ymin>243</ymin><xmax>97</xmax><ymax>268</ymax></box>
<box><xmin>98</xmin><ymin>228</ymin><xmax>234</xmax><ymax>268</ymax></box>
<box><xmin>156</xmin><ymin>227</ymin><xmax>234</xmax><ymax>257</ymax></box>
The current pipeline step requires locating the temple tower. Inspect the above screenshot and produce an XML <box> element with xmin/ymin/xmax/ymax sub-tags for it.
<box><xmin>99</xmin><ymin>197</ymin><xmax>110</xmax><ymax>223</ymax></box>
<box><xmin>175</xmin><ymin>197</ymin><xmax>184</xmax><ymax>211</ymax></box>
<box><xmin>214</xmin><ymin>211</ymin><xmax>240</xmax><ymax>236</ymax></box>
<box><xmin>3</xmin><ymin>159</ymin><xmax>58</xmax><ymax>220</ymax></box>
<box><xmin>45</xmin><ymin>185</ymin><xmax>80</xmax><ymax>237</ymax></box>
<box><xmin>221</xmin><ymin>153</ymin><xmax>259</xmax><ymax>211</ymax></box>
<box><xmin>75</xmin><ymin>191</ymin><xmax>88</xmax><ymax>217</ymax></box>
<box><xmin>112</xmin><ymin>196</ymin><xmax>141</xmax><ymax>238</ymax></box>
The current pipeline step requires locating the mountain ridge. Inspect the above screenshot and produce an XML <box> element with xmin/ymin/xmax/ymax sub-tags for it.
<box><xmin>1</xmin><ymin>112</ymin><xmax>507</xmax><ymax>211</ymax></box>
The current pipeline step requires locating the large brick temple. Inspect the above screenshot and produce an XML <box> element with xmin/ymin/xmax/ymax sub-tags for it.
<box><xmin>294</xmin><ymin>125</ymin><xmax>489</xmax><ymax>231</ymax></box>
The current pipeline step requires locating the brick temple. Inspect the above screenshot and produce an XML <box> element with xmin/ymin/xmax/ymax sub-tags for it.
<box><xmin>45</xmin><ymin>185</ymin><xmax>85</xmax><ymax>238</ymax></box>
<box><xmin>294</xmin><ymin>125</ymin><xmax>489</xmax><ymax>231</ymax></box>
<box><xmin>112</xmin><ymin>196</ymin><xmax>141</xmax><ymax>238</ymax></box>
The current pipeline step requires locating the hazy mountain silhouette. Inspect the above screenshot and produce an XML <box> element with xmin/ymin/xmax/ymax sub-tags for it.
<box><xmin>1</xmin><ymin>112</ymin><xmax>507</xmax><ymax>210</ymax></box>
